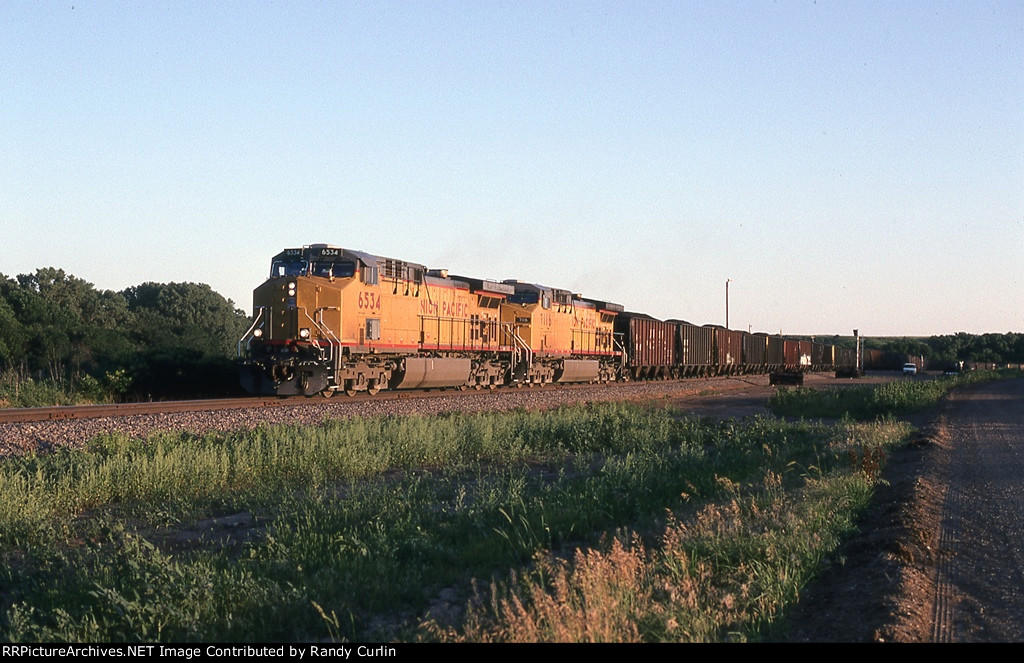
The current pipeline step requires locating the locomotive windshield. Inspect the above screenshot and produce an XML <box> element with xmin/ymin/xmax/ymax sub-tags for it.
<box><xmin>271</xmin><ymin>259</ymin><xmax>306</xmax><ymax>278</ymax></box>
<box><xmin>507</xmin><ymin>292</ymin><xmax>539</xmax><ymax>305</ymax></box>
<box><xmin>310</xmin><ymin>260</ymin><xmax>356</xmax><ymax>279</ymax></box>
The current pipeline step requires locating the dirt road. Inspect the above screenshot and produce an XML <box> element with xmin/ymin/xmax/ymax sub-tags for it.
<box><xmin>773</xmin><ymin>376</ymin><xmax>1024</xmax><ymax>642</ymax></box>
<box><xmin>930</xmin><ymin>377</ymin><xmax>1024</xmax><ymax>641</ymax></box>
<box><xmin>507</xmin><ymin>370</ymin><xmax>1024</xmax><ymax>642</ymax></box>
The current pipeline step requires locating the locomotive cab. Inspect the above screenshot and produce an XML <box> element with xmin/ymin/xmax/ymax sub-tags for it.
<box><xmin>241</xmin><ymin>245</ymin><xmax>393</xmax><ymax>396</ymax></box>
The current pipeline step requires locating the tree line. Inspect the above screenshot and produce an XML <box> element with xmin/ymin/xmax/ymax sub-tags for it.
<box><xmin>0</xmin><ymin>267</ymin><xmax>251</xmax><ymax>404</ymax></box>
<box><xmin>867</xmin><ymin>333</ymin><xmax>1024</xmax><ymax>366</ymax></box>
<box><xmin>2</xmin><ymin>267</ymin><xmax>1021</xmax><ymax>406</ymax></box>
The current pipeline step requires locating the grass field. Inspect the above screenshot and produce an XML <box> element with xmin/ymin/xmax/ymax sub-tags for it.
<box><xmin>0</xmin><ymin>400</ymin><xmax>913</xmax><ymax>642</ymax></box>
<box><xmin>768</xmin><ymin>369</ymin><xmax>1010</xmax><ymax>419</ymax></box>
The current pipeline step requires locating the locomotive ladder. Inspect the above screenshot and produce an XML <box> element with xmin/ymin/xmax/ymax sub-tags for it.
<box><xmin>307</xmin><ymin>307</ymin><xmax>342</xmax><ymax>366</ymax></box>
<box><xmin>613</xmin><ymin>333</ymin><xmax>629</xmax><ymax>368</ymax></box>
<box><xmin>502</xmin><ymin>323</ymin><xmax>533</xmax><ymax>382</ymax></box>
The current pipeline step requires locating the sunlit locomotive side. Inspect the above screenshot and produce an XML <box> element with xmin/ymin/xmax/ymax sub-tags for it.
<box><xmin>500</xmin><ymin>282</ymin><xmax>623</xmax><ymax>386</ymax></box>
<box><xmin>242</xmin><ymin>245</ymin><xmax>514</xmax><ymax>396</ymax></box>
<box><xmin>239</xmin><ymin>245</ymin><xmax>624</xmax><ymax>397</ymax></box>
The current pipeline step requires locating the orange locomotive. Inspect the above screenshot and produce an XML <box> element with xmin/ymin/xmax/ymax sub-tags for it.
<box><xmin>501</xmin><ymin>282</ymin><xmax>621</xmax><ymax>385</ymax></box>
<box><xmin>239</xmin><ymin>245</ymin><xmax>624</xmax><ymax>396</ymax></box>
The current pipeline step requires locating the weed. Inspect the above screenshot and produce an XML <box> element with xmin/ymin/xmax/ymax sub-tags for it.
<box><xmin>0</xmin><ymin>401</ymin><xmax>913</xmax><ymax>642</ymax></box>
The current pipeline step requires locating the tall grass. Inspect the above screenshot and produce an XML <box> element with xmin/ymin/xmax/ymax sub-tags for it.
<box><xmin>440</xmin><ymin>419</ymin><xmax>908</xmax><ymax>642</ymax></box>
<box><xmin>768</xmin><ymin>369</ymin><xmax>1009</xmax><ymax>419</ymax></box>
<box><xmin>0</xmin><ymin>402</ymin><xmax>684</xmax><ymax>546</ymax></box>
<box><xmin>0</xmin><ymin>403</ymin><xmax>912</xmax><ymax>642</ymax></box>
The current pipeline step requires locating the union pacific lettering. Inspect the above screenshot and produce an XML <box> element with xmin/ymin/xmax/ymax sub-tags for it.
<box><xmin>419</xmin><ymin>299</ymin><xmax>470</xmax><ymax>318</ymax></box>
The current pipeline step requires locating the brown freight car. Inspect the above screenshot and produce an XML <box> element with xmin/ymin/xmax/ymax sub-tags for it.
<box><xmin>671</xmin><ymin>321</ymin><xmax>717</xmax><ymax>376</ymax></box>
<box><xmin>706</xmin><ymin>325</ymin><xmax>746</xmax><ymax>375</ymax></box>
<box><xmin>615</xmin><ymin>313</ymin><xmax>677</xmax><ymax>380</ymax></box>
<box><xmin>745</xmin><ymin>333</ymin><xmax>769</xmax><ymax>370</ymax></box>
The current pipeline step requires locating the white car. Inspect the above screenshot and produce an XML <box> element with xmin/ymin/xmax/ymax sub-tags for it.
<box><xmin>902</xmin><ymin>362</ymin><xmax>918</xmax><ymax>376</ymax></box>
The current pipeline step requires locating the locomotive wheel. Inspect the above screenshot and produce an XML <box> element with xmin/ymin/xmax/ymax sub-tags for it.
<box><xmin>320</xmin><ymin>390</ymin><xmax>334</xmax><ymax>399</ymax></box>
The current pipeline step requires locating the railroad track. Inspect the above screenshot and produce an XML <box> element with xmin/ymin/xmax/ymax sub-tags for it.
<box><xmin>0</xmin><ymin>372</ymin><xmax>830</xmax><ymax>425</ymax></box>
<box><xmin>0</xmin><ymin>397</ymin><xmax>298</xmax><ymax>424</ymax></box>
<box><xmin>0</xmin><ymin>371</ymin><xmax>863</xmax><ymax>425</ymax></box>
<box><xmin>0</xmin><ymin>387</ymin><xmax>512</xmax><ymax>424</ymax></box>
<box><xmin>0</xmin><ymin>379</ymin><xmax>663</xmax><ymax>425</ymax></box>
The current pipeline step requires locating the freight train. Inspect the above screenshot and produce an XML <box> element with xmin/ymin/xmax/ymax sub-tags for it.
<box><xmin>239</xmin><ymin>245</ymin><xmax>856</xmax><ymax>397</ymax></box>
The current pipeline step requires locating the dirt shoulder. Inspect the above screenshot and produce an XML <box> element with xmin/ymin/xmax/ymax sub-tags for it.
<box><xmin>662</xmin><ymin>374</ymin><xmax>951</xmax><ymax>642</ymax></box>
<box><xmin>773</xmin><ymin>411</ymin><xmax>946</xmax><ymax>642</ymax></box>
<box><xmin>779</xmin><ymin>377</ymin><xmax>1024</xmax><ymax>643</ymax></box>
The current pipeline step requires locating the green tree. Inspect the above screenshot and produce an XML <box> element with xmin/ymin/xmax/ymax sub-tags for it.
<box><xmin>0</xmin><ymin>287</ymin><xmax>27</xmax><ymax>370</ymax></box>
<box><xmin>1</xmin><ymin>269</ymin><xmax>251</xmax><ymax>402</ymax></box>
<box><xmin>122</xmin><ymin>282</ymin><xmax>249</xmax><ymax>397</ymax></box>
<box><xmin>8</xmin><ymin>268</ymin><xmax>134</xmax><ymax>380</ymax></box>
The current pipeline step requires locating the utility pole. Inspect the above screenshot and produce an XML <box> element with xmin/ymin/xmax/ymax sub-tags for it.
<box><xmin>854</xmin><ymin>329</ymin><xmax>861</xmax><ymax>375</ymax></box>
<box><xmin>725</xmin><ymin>278</ymin><xmax>732</xmax><ymax>329</ymax></box>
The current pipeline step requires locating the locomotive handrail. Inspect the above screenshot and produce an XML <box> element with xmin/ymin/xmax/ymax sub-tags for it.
<box><xmin>238</xmin><ymin>307</ymin><xmax>267</xmax><ymax>357</ymax></box>
<box><xmin>502</xmin><ymin>323</ymin><xmax>532</xmax><ymax>381</ymax></box>
<box><xmin>420</xmin><ymin>316</ymin><xmax>504</xmax><ymax>352</ymax></box>
<box><xmin>614</xmin><ymin>333</ymin><xmax>628</xmax><ymax>367</ymax></box>
<box><xmin>307</xmin><ymin>307</ymin><xmax>342</xmax><ymax>364</ymax></box>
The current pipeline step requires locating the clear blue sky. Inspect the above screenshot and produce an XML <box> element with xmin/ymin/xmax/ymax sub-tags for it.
<box><xmin>2</xmin><ymin>1</ymin><xmax>1021</xmax><ymax>337</ymax></box>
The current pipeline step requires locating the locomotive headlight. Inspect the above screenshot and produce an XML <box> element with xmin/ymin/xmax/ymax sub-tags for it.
<box><xmin>299</xmin><ymin>328</ymin><xmax>311</xmax><ymax>339</ymax></box>
<box><xmin>253</xmin><ymin>328</ymin><xmax>263</xmax><ymax>338</ymax></box>
<box><xmin>287</xmin><ymin>282</ymin><xmax>296</xmax><ymax>296</ymax></box>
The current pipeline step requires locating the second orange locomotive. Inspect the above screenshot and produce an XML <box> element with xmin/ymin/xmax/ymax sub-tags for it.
<box><xmin>240</xmin><ymin>245</ymin><xmax>623</xmax><ymax>396</ymax></box>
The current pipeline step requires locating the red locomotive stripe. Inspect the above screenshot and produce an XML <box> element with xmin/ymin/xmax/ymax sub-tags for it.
<box><xmin>255</xmin><ymin>338</ymin><xmax>619</xmax><ymax>356</ymax></box>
